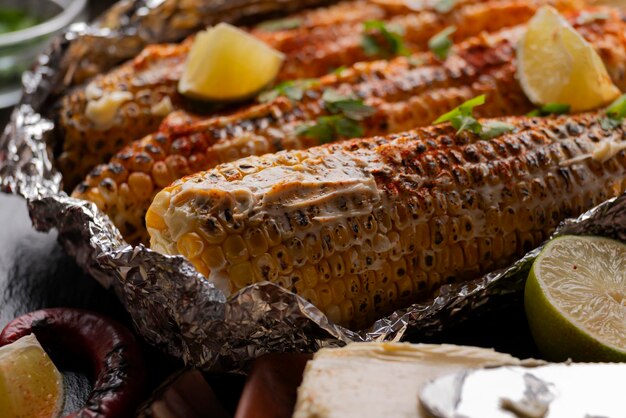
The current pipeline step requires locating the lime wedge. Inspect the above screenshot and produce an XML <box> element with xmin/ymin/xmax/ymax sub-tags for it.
<box><xmin>178</xmin><ymin>23</ymin><xmax>285</xmax><ymax>101</ymax></box>
<box><xmin>517</xmin><ymin>6</ymin><xmax>620</xmax><ymax>112</ymax></box>
<box><xmin>525</xmin><ymin>235</ymin><xmax>626</xmax><ymax>362</ymax></box>
<box><xmin>0</xmin><ymin>334</ymin><xmax>64</xmax><ymax>418</ymax></box>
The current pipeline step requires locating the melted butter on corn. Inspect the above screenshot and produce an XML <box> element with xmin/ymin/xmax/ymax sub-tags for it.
<box><xmin>85</xmin><ymin>91</ymin><xmax>134</xmax><ymax>130</ymax></box>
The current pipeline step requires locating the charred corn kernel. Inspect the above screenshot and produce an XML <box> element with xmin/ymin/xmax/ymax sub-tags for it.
<box><xmin>177</xmin><ymin>232</ymin><xmax>205</xmax><ymax>259</ymax></box>
<box><xmin>198</xmin><ymin>218</ymin><xmax>227</xmax><ymax>244</ymax></box>
<box><xmin>264</xmin><ymin>219</ymin><xmax>282</xmax><ymax>247</ymax></box>
<box><xmin>346</xmin><ymin>275</ymin><xmax>361</xmax><ymax>297</ymax></box>
<box><xmin>317</xmin><ymin>260</ymin><xmax>332</xmax><ymax>283</ymax></box>
<box><xmin>361</xmin><ymin>214</ymin><xmax>377</xmax><ymax>237</ymax></box>
<box><xmin>271</xmin><ymin>245</ymin><xmax>293</xmax><ymax>275</ymax></box>
<box><xmin>148</xmin><ymin>113</ymin><xmax>626</xmax><ymax>329</ymax></box>
<box><xmin>329</xmin><ymin>253</ymin><xmax>346</xmax><ymax>279</ymax></box>
<box><xmin>253</xmin><ymin>254</ymin><xmax>278</xmax><ymax>281</ymax></box>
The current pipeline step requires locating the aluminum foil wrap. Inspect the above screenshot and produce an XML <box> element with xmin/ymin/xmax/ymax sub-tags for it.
<box><xmin>1</xmin><ymin>0</ymin><xmax>626</xmax><ymax>370</ymax></box>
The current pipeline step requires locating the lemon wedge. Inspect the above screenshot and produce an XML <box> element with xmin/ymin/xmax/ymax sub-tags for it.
<box><xmin>0</xmin><ymin>334</ymin><xmax>64</xmax><ymax>418</ymax></box>
<box><xmin>525</xmin><ymin>235</ymin><xmax>626</xmax><ymax>362</ymax></box>
<box><xmin>517</xmin><ymin>6</ymin><xmax>620</xmax><ymax>112</ymax></box>
<box><xmin>178</xmin><ymin>23</ymin><xmax>285</xmax><ymax>101</ymax></box>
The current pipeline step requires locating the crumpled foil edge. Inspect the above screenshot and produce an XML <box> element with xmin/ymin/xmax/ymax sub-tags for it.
<box><xmin>2</xmin><ymin>0</ymin><xmax>626</xmax><ymax>370</ymax></box>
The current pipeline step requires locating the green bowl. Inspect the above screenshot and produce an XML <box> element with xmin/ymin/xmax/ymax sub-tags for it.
<box><xmin>0</xmin><ymin>0</ymin><xmax>87</xmax><ymax>108</ymax></box>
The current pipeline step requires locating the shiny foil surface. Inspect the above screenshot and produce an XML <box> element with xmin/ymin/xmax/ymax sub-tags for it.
<box><xmin>1</xmin><ymin>0</ymin><xmax>625</xmax><ymax>370</ymax></box>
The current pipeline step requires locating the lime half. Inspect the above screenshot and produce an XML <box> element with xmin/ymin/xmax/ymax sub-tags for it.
<box><xmin>179</xmin><ymin>22</ymin><xmax>285</xmax><ymax>101</ymax></box>
<box><xmin>0</xmin><ymin>334</ymin><xmax>64</xmax><ymax>418</ymax></box>
<box><xmin>525</xmin><ymin>235</ymin><xmax>626</xmax><ymax>362</ymax></box>
<box><xmin>517</xmin><ymin>6</ymin><xmax>620</xmax><ymax>112</ymax></box>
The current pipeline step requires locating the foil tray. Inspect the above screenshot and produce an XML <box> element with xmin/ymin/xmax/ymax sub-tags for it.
<box><xmin>1</xmin><ymin>0</ymin><xmax>625</xmax><ymax>370</ymax></box>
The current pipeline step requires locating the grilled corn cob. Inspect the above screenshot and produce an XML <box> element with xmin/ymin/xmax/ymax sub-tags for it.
<box><xmin>146</xmin><ymin>113</ymin><xmax>626</xmax><ymax>329</ymax></box>
<box><xmin>59</xmin><ymin>0</ymin><xmax>581</xmax><ymax>189</ymax></box>
<box><xmin>73</xmin><ymin>9</ymin><xmax>626</xmax><ymax>244</ymax></box>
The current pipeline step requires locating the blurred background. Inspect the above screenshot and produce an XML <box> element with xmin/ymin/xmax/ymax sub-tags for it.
<box><xmin>0</xmin><ymin>0</ymin><xmax>116</xmax><ymax>125</ymax></box>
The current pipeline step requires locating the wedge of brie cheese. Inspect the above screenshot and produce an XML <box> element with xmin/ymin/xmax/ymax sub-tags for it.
<box><xmin>293</xmin><ymin>343</ymin><xmax>520</xmax><ymax>418</ymax></box>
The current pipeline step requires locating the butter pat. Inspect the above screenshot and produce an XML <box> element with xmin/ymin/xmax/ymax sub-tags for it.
<box><xmin>85</xmin><ymin>91</ymin><xmax>134</xmax><ymax>130</ymax></box>
<box><xmin>293</xmin><ymin>343</ymin><xmax>520</xmax><ymax>418</ymax></box>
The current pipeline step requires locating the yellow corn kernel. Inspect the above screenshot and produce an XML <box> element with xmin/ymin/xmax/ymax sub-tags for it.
<box><xmin>271</xmin><ymin>244</ymin><xmax>293</xmax><ymax>275</ymax></box>
<box><xmin>375</xmin><ymin>209</ymin><xmax>392</xmax><ymax>233</ymax></box>
<box><xmin>292</xmin><ymin>269</ymin><xmax>305</xmax><ymax>294</ymax></box>
<box><xmin>491</xmin><ymin>234</ymin><xmax>504</xmax><ymax>259</ymax></box>
<box><xmin>462</xmin><ymin>239</ymin><xmax>478</xmax><ymax>267</ymax></box>
<box><xmin>339</xmin><ymin>300</ymin><xmax>355</xmax><ymax>325</ymax></box>
<box><xmin>386</xmin><ymin>284</ymin><xmax>398</xmax><ymax>307</ymax></box>
<box><xmin>176</xmin><ymin>232</ymin><xmax>205</xmax><ymax>259</ymax></box>
<box><xmin>301</xmin><ymin>264</ymin><xmax>319</xmax><ymax>288</ymax></box>
<box><xmin>449</xmin><ymin>244</ymin><xmax>464</xmax><ymax>272</ymax></box>
<box><xmin>361</xmin><ymin>214</ymin><xmax>377</xmax><ymax>237</ymax></box>
<box><xmin>396</xmin><ymin>276</ymin><xmax>413</xmax><ymax>300</ymax></box>
<box><xmin>190</xmin><ymin>258</ymin><xmax>210</xmax><ymax>278</ymax></box>
<box><xmin>346</xmin><ymin>275</ymin><xmax>361</xmax><ymax>297</ymax></box>
<box><xmin>286</xmin><ymin>237</ymin><xmax>307</xmax><ymax>267</ymax></box>
<box><xmin>458</xmin><ymin>215</ymin><xmax>473</xmax><ymax>239</ymax></box>
<box><xmin>343</xmin><ymin>248</ymin><xmax>360</xmax><ymax>275</ymax></box>
<box><xmin>229</xmin><ymin>261</ymin><xmax>255</xmax><ymax>289</ymax></box>
<box><xmin>325</xmin><ymin>304</ymin><xmax>342</xmax><ymax>324</ymax></box>
<box><xmin>501</xmin><ymin>206</ymin><xmax>516</xmax><ymax>233</ymax></box>
<box><xmin>317</xmin><ymin>260</ymin><xmax>332</xmax><ymax>283</ymax></box>
<box><xmin>320</xmin><ymin>226</ymin><xmax>336</xmax><ymax>256</ymax></box>
<box><xmin>201</xmin><ymin>245</ymin><xmax>227</xmax><ymax>269</ymax></box>
<box><xmin>376</xmin><ymin>261</ymin><xmax>392</xmax><ymax>287</ymax></box>
<box><xmin>330</xmin><ymin>280</ymin><xmax>347</xmax><ymax>305</ymax></box>
<box><xmin>418</xmin><ymin>250</ymin><xmax>435</xmax><ymax>272</ymax></box>
<box><xmin>485</xmin><ymin>207</ymin><xmax>501</xmax><ymax>235</ymax></box>
<box><xmin>415</xmin><ymin>222</ymin><xmax>430</xmax><ymax>248</ymax></box>
<box><xmin>430</xmin><ymin>218</ymin><xmax>447</xmax><ymax>249</ymax></box>
<box><xmin>329</xmin><ymin>253</ymin><xmax>346</xmax><ymax>278</ymax></box>
<box><xmin>244</xmin><ymin>227</ymin><xmax>268</xmax><ymax>257</ymax></box>
<box><xmin>448</xmin><ymin>218</ymin><xmax>460</xmax><ymax>244</ymax></box>
<box><xmin>400</xmin><ymin>225</ymin><xmax>416</xmax><ymax>255</ymax></box>
<box><xmin>392</xmin><ymin>204</ymin><xmax>411</xmax><ymax>230</ymax></box>
<box><xmin>145</xmin><ymin>210</ymin><xmax>166</xmax><ymax>230</ymax></box>
<box><xmin>361</xmin><ymin>270</ymin><xmax>377</xmax><ymax>293</ymax></box>
<box><xmin>334</xmin><ymin>223</ymin><xmax>351</xmax><ymax>250</ymax></box>
<box><xmin>222</xmin><ymin>235</ymin><xmax>249</xmax><ymax>263</ymax></box>
<box><xmin>264</xmin><ymin>218</ymin><xmax>282</xmax><ymax>246</ymax></box>
<box><xmin>478</xmin><ymin>237</ymin><xmax>493</xmax><ymax>263</ymax></box>
<box><xmin>371</xmin><ymin>288</ymin><xmax>386</xmax><ymax>313</ymax></box>
<box><xmin>353</xmin><ymin>294</ymin><xmax>370</xmax><ymax>321</ymax></box>
<box><xmin>391</xmin><ymin>258</ymin><xmax>408</xmax><ymax>282</ymax></box>
<box><xmin>414</xmin><ymin>271</ymin><xmax>428</xmax><ymax>294</ymax></box>
<box><xmin>317</xmin><ymin>284</ymin><xmax>333</xmax><ymax>309</ymax></box>
<box><xmin>300</xmin><ymin>288</ymin><xmax>318</xmax><ymax>306</ymax></box>
<box><xmin>304</xmin><ymin>233</ymin><xmax>324</xmax><ymax>264</ymax></box>
<box><xmin>388</xmin><ymin>230</ymin><xmax>402</xmax><ymax>261</ymax></box>
<box><xmin>252</xmin><ymin>253</ymin><xmax>278</xmax><ymax>281</ymax></box>
<box><xmin>435</xmin><ymin>246</ymin><xmax>450</xmax><ymax>272</ymax></box>
<box><xmin>428</xmin><ymin>271</ymin><xmax>441</xmax><ymax>292</ymax></box>
<box><xmin>127</xmin><ymin>172</ymin><xmax>154</xmax><ymax>201</ymax></box>
<box><xmin>346</xmin><ymin>217</ymin><xmax>363</xmax><ymax>241</ymax></box>
<box><xmin>503</xmin><ymin>232</ymin><xmax>518</xmax><ymax>257</ymax></box>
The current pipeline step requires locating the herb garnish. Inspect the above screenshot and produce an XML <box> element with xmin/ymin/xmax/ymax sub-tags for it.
<box><xmin>428</xmin><ymin>26</ymin><xmax>456</xmax><ymax>60</ymax></box>
<box><xmin>258</xmin><ymin>79</ymin><xmax>319</xmax><ymax>103</ymax></box>
<box><xmin>361</xmin><ymin>20</ymin><xmax>410</xmax><ymax>58</ymax></box>
<box><xmin>256</xmin><ymin>17</ymin><xmax>302</xmax><ymax>32</ymax></box>
<box><xmin>434</xmin><ymin>0</ymin><xmax>457</xmax><ymax>13</ymax></box>
<box><xmin>600</xmin><ymin>94</ymin><xmax>626</xmax><ymax>129</ymax></box>
<box><xmin>433</xmin><ymin>95</ymin><xmax>515</xmax><ymax>139</ymax></box>
<box><xmin>527</xmin><ymin>103</ymin><xmax>571</xmax><ymax>117</ymax></box>
<box><xmin>296</xmin><ymin>89</ymin><xmax>375</xmax><ymax>143</ymax></box>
